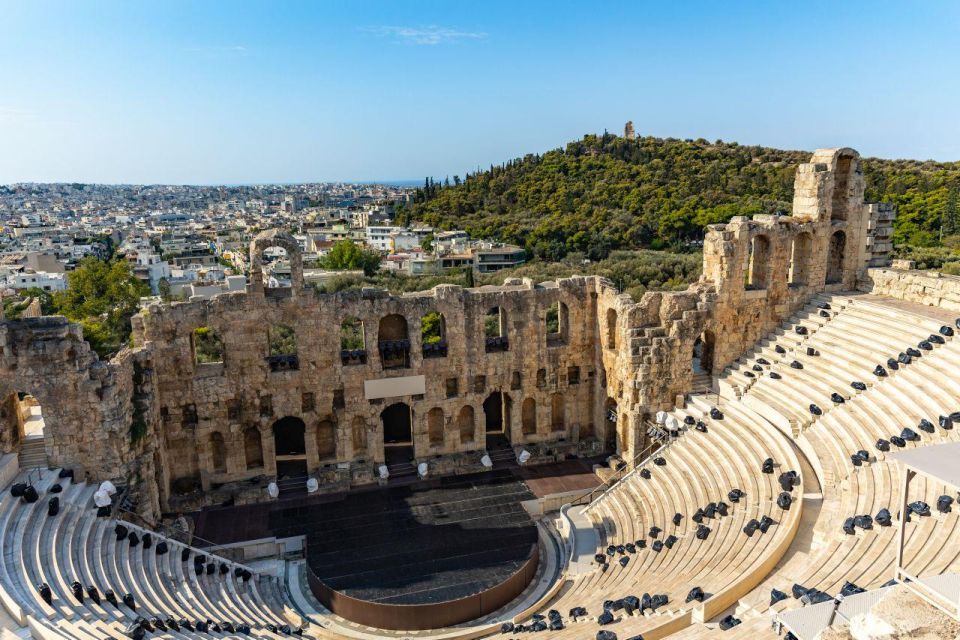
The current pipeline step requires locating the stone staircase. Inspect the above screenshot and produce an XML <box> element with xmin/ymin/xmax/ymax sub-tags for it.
<box><xmin>17</xmin><ymin>434</ymin><xmax>46</xmax><ymax>469</ymax></box>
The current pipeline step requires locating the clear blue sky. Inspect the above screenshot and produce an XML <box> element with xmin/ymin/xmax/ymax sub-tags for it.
<box><xmin>2</xmin><ymin>1</ymin><xmax>959</xmax><ymax>184</ymax></box>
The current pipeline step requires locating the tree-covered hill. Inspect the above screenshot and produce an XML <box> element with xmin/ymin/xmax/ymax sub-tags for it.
<box><xmin>401</xmin><ymin>134</ymin><xmax>960</xmax><ymax>260</ymax></box>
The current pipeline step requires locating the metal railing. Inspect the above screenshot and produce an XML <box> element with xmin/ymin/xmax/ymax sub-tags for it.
<box><xmin>566</xmin><ymin>429</ymin><xmax>684</xmax><ymax>511</ymax></box>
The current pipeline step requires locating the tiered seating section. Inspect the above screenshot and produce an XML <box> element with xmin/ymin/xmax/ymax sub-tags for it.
<box><xmin>0</xmin><ymin>469</ymin><xmax>308</xmax><ymax>639</ymax></box>
<box><xmin>520</xmin><ymin>293</ymin><xmax>960</xmax><ymax>638</ymax></box>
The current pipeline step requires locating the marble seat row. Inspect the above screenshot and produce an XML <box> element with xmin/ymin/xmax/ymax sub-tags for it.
<box><xmin>0</xmin><ymin>469</ymin><xmax>309</xmax><ymax>639</ymax></box>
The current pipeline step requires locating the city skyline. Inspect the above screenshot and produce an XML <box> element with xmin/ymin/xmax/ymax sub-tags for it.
<box><xmin>2</xmin><ymin>1</ymin><xmax>960</xmax><ymax>184</ymax></box>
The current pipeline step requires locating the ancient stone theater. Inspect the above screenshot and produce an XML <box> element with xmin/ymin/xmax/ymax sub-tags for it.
<box><xmin>3</xmin><ymin>148</ymin><xmax>960</xmax><ymax>639</ymax></box>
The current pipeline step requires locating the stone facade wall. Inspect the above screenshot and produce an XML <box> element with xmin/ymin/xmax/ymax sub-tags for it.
<box><xmin>133</xmin><ymin>272</ymin><xmax>604</xmax><ymax>509</ymax></box>
<box><xmin>0</xmin><ymin>147</ymin><xmax>900</xmax><ymax>518</ymax></box>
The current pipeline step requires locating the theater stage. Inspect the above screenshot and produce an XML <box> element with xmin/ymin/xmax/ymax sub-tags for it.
<box><xmin>193</xmin><ymin>459</ymin><xmax>601</xmax><ymax>609</ymax></box>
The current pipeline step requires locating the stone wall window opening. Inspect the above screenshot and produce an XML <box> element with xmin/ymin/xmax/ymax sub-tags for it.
<box><xmin>746</xmin><ymin>234</ymin><xmax>771</xmax><ymax>290</ymax></box>
<box><xmin>210</xmin><ymin>431</ymin><xmax>227</xmax><ymax>474</ymax></box>
<box><xmin>545</xmin><ymin>301</ymin><xmax>569</xmax><ymax>345</ymax></box>
<box><xmin>351</xmin><ymin>416</ymin><xmax>367</xmax><ymax>457</ymax></box>
<box><xmin>484</xmin><ymin>306</ymin><xmax>509</xmax><ymax>352</ymax></box>
<box><xmin>340</xmin><ymin>317</ymin><xmax>367</xmax><ymax>365</ymax></box>
<box><xmin>567</xmin><ymin>366</ymin><xmax>581</xmax><ymax>385</ymax></box>
<box><xmin>267</xmin><ymin>324</ymin><xmax>299</xmax><ymax>371</ymax></box>
<box><xmin>260</xmin><ymin>245</ymin><xmax>291</xmax><ymax>289</ymax></box>
<box><xmin>550</xmin><ymin>393</ymin><xmax>566</xmax><ymax>432</ymax></box>
<box><xmin>445</xmin><ymin>377</ymin><xmax>459</xmax><ymax>398</ymax></box>
<box><xmin>192</xmin><ymin>326</ymin><xmax>224</xmax><ymax>365</ymax></box>
<box><xmin>521</xmin><ymin>397</ymin><xmax>537</xmax><ymax>436</ymax></box>
<box><xmin>831</xmin><ymin>153</ymin><xmax>855</xmax><ymax>221</ymax></box>
<box><xmin>789</xmin><ymin>232</ymin><xmax>813</xmax><ymax>287</ymax></box>
<box><xmin>457</xmin><ymin>405</ymin><xmax>476</xmax><ymax>444</ymax></box>
<box><xmin>243</xmin><ymin>427</ymin><xmax>263</xmax><ymax>469</ymax></box>
<box><xmin>427</xmin><ymin>407</ymin><xmax>445</xmax><ymax>447</ymax></box>
<box><xmin>692</xmin><ymin>330</ymin><xmax>715</xmax><ymax>375</ymax></box>
<box><xmin>378</xmin><ymin>314</ymin><xmax>411</xmax><ymax>370</ymax></box>
<box><xmin>421</xmin><ymin>311</ymin><xmax>448</xmax><ymax>358</ymax></box>
<box><xmin>316</xmin><ymin>419</ymin><xmax>336</xmax><ymax>461</ymax></box>
<box><xmin>605</xmin><ymin>308</ymin><xmax>618</xmax><ymax>350</ymax></box>
<box><xmin>826</xmin><ymin>229</ymin><xmax>846</xmax><ymax>284</ymax></box>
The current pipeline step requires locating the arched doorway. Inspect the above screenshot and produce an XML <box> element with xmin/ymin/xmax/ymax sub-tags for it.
<box><xmin>692</xmin><ymin>330</ymin><xmax>715</xmax><ymax>375</ymax></box>
<box><xmin>604</xmin><ymin>398</ymin><xmax>618</xmax><ymax>452</ymax></box>
<box><xmin>746</xmin><ymin>235</ymin><xmax>771</xmax><ymax>290</ymax></box>
<box><xmin>272</xmin><ymin>416</ymin><xmax>307</xmax><ymax>480</ymax></box>
<box><xmin>483</xmin><ymin>391</ymin><xmax>512</xmax><ymax>451</ymax></box>
<box><xmin>826</xmin><ymin>230</ymin><xmax>846</xmax><ymax>285</ymax></box>
<box><xmin>381</xmin><ymin>402</ymin><xmax>413</xmax><ymax>468</ymax></box>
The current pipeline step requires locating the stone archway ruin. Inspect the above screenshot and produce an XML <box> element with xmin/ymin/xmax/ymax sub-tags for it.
<box><xmin>248</xmin><ymin>229</ymin><xmax>304</xmax><ymax>295</ymax></box>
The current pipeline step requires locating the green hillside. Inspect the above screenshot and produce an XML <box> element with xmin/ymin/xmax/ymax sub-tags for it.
<box><xmin>401</xmin><ymin>134</ymin><xmax>960</xmax><ymax>261</ymax></box>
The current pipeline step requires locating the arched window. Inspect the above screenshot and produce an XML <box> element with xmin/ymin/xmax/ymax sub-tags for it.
<box><xmin>382</xmin><ymin>402</ymin><xmax>412</xmax><ymax>444</ymax></box>
<box><xmin>550</xmin><ymin>394</ymin><xmax>565</xmax><ymax>432</ymax></box>
<box><xmin>457</xmin><ymin>406</ymin><xmax>476</xmax><ymax>444</ymax></box>
<box><xmin>605</xmin><ymin>308</ymin><xmax>618</xmax><ymax>350</ymax></box>
<box><xmin>546</xmin><ymin>301</ymin><xmax>569</xmax><ymax>345</ymax></box>
<box><xmin>427</xmin><ymin>407</ymin><xmax>445</xmax><ymax>446</ymax></box>
<box><xmin>827</xmin><ymin>230</ymin><xmax>846</xmax><ymax>284</ymax></box>
<box><xmin>340</xmin><ymin>317</ymin><xmax>366</xmax><ymax>365</ymax></box>
<box><xmin>243</xmin><ymin>427</ymin><xmax>263</xmax><ymax>469</ymax></box>
<box><xmin>484</xmin><ymin>307</ymin><xmax>508</xmax><ymax>352</ymax></box>
<box><xmin>267</xmin><ymin>324</ymin><xmax>298</xmax><ymax>371</ymax></box>
<box><xmin>193</xmin><ymin>326</ymin><xmax>224</xmax><ymax>364</ymax></box>
<box><xmin>421</xmin><ymin>312</ymin><xmax>447</xmax><ymax>358</ymax></box>
<box><xmin>316</xmin><ymin>420</ymin><xmax>336</xmax><ymax>461</ymax></box>
<box><xmin>831</xmin><ymin>153</ymin><xmax>855</xmax><ymax>221</ymax></box>
<box><xmin>273</xmin><ymin>416</ymin><xmax>306</xmax><ymax>456</ymax></box>
<box><xmin>210</xmin><ymin>432</ymin><xmax>227</xmax><ymax>473</ymax></box>
<box><xmin>789</xmin><ymin>232</ymin><xmax>813</xmax><ymax>287</ymax></box>
<box><xmin>746</xmin><ymin>235</ymin><xmax>771</xmax><ymax>290</ymax></box>
<box><xmin>521</xmin><ymin>397</ymin><xmax>537</xmax><ymax>436</ymax></box>
<box><xmin>378</xmin><ymin>314</ymin><xmax>410</xmax><ymax>369</ymax></box>
<box><xmin>352</xmin><ymin>416</ymin><xmax>367</xmax><ymax>456</ymax></box>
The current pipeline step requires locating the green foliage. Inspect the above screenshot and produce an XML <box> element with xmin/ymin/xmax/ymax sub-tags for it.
<box><xmin>320</xmin><ymin>240</ymin><xmax>382</xmax><ymax>276</ymax></box>
<box><xmin>420</xmin><ymin>311</ymin><xmax>444</xmax><ymax>344</ymax></box>
<box><xmin>408</xmin><ymin>135</ymin><xmax>804</xmax><ymax>259</ymax></box>
<box><xmin>484</xmin><ymin>309</ymin><xmax>501</xmax><ymax>338</ymax></box>
<box><xmin>193</xmin><ymin>326</ymin><xmax>224</xmax><ymax>363</ymax></box>
<box><xmin>545</xmin><ymin>303</ymin><xmax>560</xmax><ymax>334</ymax></box>
<box><xmin>269</xmin><ymin>324</ymin><xmax>297</xmax><ymax>356</ymax></box>
<box><xmin>52</xmin><ymin>257</ymin><xmax>150</xmax><ymax>358</ymax></box>
<box><xmin>406</xmin><ymin>134</ymin><xmax>960</xmax><ymax>259</ymax></box>
<box><xmin>340</xmin><ymin>317</ymin><xmax>365</xmax><ymax>350</ymax></box>
<box><xmin>2</xmin><ymin>287</ymin><xmax>54</xmax><ymax>319</ymax></box>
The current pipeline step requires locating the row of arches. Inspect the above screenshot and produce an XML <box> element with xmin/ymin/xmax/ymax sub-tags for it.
<box><xmin>193</xmin><ymin>302</ymin><xmax>577</xmax><ymax>369</ymax></box>
<box><xmin>745</xmin><ymin>229</ymin><xmax>846</xmax><ymax>290</ymax></box>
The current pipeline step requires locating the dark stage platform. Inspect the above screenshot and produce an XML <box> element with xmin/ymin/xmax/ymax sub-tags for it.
<box><xmin>193</xmin><ymin>459</ymin><xmax>602</xmax><ymax>609</ymax></box>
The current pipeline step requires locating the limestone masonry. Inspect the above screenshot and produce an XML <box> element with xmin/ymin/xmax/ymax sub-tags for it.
<box><xmin>0</xmin><ymin>148</ymin><xmax>911</xmax><ymax>521</ymax></box>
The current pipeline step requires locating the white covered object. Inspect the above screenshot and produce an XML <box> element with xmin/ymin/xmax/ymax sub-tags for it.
<box><xmin>417</xmin><ymin>462</ymin><xmax>428</xmax><ymax>479</ymax></box>
<box><xmin>93</xmin><ymin>489</ymin><xmax>112</xmax><ymax>508</ymax></box>
<box><xmin>306</xmin><ymin>478</ymin><xmax>319</xmax><ymax>493</ymax></box>
<box><xmin>98</xmin><ymin>480</ymin><xmax>117</xmax><ymax>496</ymax></box>
<box><xmin>665</xmin><ymin>415</ymin><xmax>681</xmax><ymax>430</ymax></box>
<box><xmin>378</xmin><ymin>464</ymin><xmax>390</xmax><ymax>479</ymax></box>
<box><xmin>267</xmin><ymin>482</ymin><xmax>279</xmax><ymax>498</ymax></box>
<box><xmin>480</xmin><ymin>454</ymin><xmax>493</xmax><ymax>468</ymax></box>
<box><xmin>517</xmin><ymin>449</ymin><xmax>531</xmax><ymax>465</ymax></box>
<box><xmin>655</xmin><ymin>411</ymin><xmax>668</xmax><ymax>425</ymax></box>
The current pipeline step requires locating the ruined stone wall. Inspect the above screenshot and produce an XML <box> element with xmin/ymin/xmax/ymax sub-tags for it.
<box><xmin>133</xmin><ymin>270</ymin><xmax>603</xmax><ymax>509</ymax></box>
<box><xmin>860</xmin><ymin>267</ymin><xmax>960</xmax><ymax>312</ymax></box>
<box><xmin>0</xmin><ymin>317</ymin><xmax>162</xmax><ymax>520</ymax></box>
